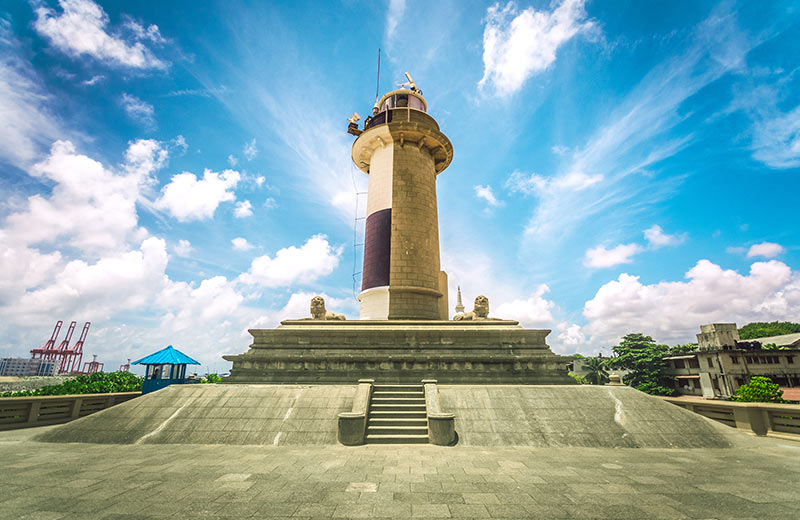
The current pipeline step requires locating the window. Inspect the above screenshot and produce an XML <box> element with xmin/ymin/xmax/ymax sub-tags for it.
<box><xmin>731</xmin><ymin>356</ymin><xmax>739</xmax><ymax>364</ymax></box>
<box><xmin>707</xmin><ymin>358</ymin><xmax>714</xmax><ymax>368</ymax></box>
<box><xmin>689</xmin><ymin>357</ymin><xmax>700</xmax><ymax>369</ymax></box>
<box><xmin>788</xmin><ymin>356</ymin><xmax>794</xmax><ymax>364</ymax></box>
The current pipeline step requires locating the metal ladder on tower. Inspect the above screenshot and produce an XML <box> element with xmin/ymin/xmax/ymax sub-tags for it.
<box><xmin>365</xmin><ymin>383</ymin><xmax>429</xmax><ymax>444</ymax></box>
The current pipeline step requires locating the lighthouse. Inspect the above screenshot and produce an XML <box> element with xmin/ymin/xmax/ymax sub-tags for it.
<box><xmin>350</xmin><ymin>75</ymin><xmax>453</xmax><ymax>320</ymax></box>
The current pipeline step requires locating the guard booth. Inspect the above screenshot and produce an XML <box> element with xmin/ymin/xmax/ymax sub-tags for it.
<box><xmin>132</xmin><ymin>345</ymin><xmax>201</xmax><ymax>394</ymax></box>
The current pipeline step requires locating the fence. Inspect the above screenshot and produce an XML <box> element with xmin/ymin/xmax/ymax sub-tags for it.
<box><xmin>0</xmin><ymin>392</ymin><xmax>139</xmax><ymax>431</ymax></box>
<box><xmin>661</xmin><ymin>396</ymin><xmax>800</xmax><ymax>441</ymax></box>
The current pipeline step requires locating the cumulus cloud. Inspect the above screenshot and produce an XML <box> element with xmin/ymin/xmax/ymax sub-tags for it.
<box><xmin>583</xmin><ymin>259</ymin><xmax>800</xmax><ymax>347</ymax></box>
<box><xmin>173</xmin><ymin>239</ymin><xmax>192</xmax><ymax>257</ymax></box>
<box><xmin>234</xmin><ymin>200</ymin><xmax>253</xmax><ymax>218</ymax></box>
<box><xmin>555</xmin><ymin>323</ymin><xmax>586</xmax><ymax>347</ymax></box>
<box><xmin>239</xmin><ymin>235</ymin><xmax>341</xmax><ymax>288</ymax></box>
<box><xmin>494</xmin><ymin>284</ymin><xmax>554</xmax><ymax>327</ymax></box>
<box><xmin>121</xmin><ymin>93</ymin><xmax>155</xmax><ymax>129</ymax></box>
<box><xmin>474</xmin><ymin>184</ymin><xmax>503</xmax><ymax>207</ymax></box>
<box><xmin>644</xmin><ymin>225</ymin><xmax>687</xmax><ymax>248</ymax></box>
<box><xmin>33</xmin><ymin>0</ymin><xmax>167</xmax><ymax>69</ymax></box>
<box><xmin>5</xmin><ymin>139</ymin><xmax>165</xmax><ymax>253</ymax></box>
<box><xmin>747</xmin><ymin>242</ymin><xmax>784</xmax><ymax>259</ymax></box>
<box><xmin>171</xmin><ymin>135</ymin><xmax>188</xmax><ymax>155</ymax></box>
<box><xmin>583</xmin><ymin>243</ymin><xmax>642</xmax><ymax>268</ymax></box>
<box><xmin>155</xmin><ymin>169</ymin><xmax>240</xmax><ymax>222</ymax></box>
<box><xmin>243</xmin><ymin>139</ymin><xmax>258</xmax><ymax>161</ymax></box>
<box><xmin>479</xmin><ymin>0</ymin><xmax>594</xmax><ymax>96</ymax></box>
<box><xmin>231</xmin><ymin>237</ymin><xmax>253</xmax><ymax>251</ymax></box>
<box><xmin>227</xmin><ymin>154</ymin><xmax>238</xmax><ymax>167</ymax></box>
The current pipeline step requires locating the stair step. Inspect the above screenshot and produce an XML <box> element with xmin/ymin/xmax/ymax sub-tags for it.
<box><xmin>370</xmin><ymin>404</ymin><xmax>427</xmax><ymax>412</ymax></box>
<box><xmin>368</xmin><ymin>418</ymin><xmax>428</xmax><ymax>427</ymax></box>
<box><xmin>367</xmin><ymin>425</ymin><xmax>428</xmax><ymax>435</ymax></box>
<box><xmin>373</xmin><ymin>385</ymin><xmax>423</xmax><ymax>389</ymax></box>
<box><xmin>369</xmin><ymin>410</ymin><xmax>427</xmax><ymax>418</ymax></box>
<box><xmin>372</xmin><ymin>391</ymin><xmax>424</xmax><ymax>397</ymax></box>
<box><xmin>366</xmin><ymin>434</ymin><xmax>429</xmax><ymax>444</ymax></box>
<box><xmin>371</xmin><ymin>398</ymin><xmax>425</xmax><ymax>404</ymax></box>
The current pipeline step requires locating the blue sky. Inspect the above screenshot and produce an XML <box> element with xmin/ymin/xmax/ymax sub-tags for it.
<box><xmin>1</xmin><ymin>0</ymin><xmax>799</xmax><ymax>373</ymax></box>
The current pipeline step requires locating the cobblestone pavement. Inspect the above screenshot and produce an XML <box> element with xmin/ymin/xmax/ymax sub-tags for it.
<box><xmin>1</xmin><ymin>426</ymin><xmax>799</xmax><ymax>519</ymax></box>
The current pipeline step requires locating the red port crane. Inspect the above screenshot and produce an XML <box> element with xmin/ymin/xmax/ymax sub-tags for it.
<box><xmin>83</xmin><ymin>354</ymin><xmax>103</xmax><ymax>375</ymax></box>
<box><xmin>60</xmin><ymin>322</ymin><xmax>90</xmax><ymax>374</ymax></box>
<box><xmin>30</xmin><ymin>321</ymin><xmax>63</xmax><ymax>361</ymax></box>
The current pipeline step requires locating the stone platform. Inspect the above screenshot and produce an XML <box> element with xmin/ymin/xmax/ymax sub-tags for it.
<box><xmin>223</xmin><ymin>320</ymin><xmax>573</xmax><ymax>384</ymax></box>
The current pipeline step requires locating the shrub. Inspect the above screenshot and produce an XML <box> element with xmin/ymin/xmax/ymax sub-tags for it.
<box><xmin>0</xmin><ymin>371</ymin><xmax>143</xmax><ymax>397</ymax></box>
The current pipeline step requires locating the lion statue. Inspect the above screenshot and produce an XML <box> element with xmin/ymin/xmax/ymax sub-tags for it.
<box><xmin>302</xmin><ymin>296</ymin><xmax>346</xmax><ymax>320</ymax></box>
<box><xmin>454</xmin><ymin>295</ymin><xmax>499</xmax><ymax>321</ymax></box>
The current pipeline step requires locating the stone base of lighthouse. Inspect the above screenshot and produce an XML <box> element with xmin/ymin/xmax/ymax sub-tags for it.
<box><xmin>222</xmin><ymin>320</ymin><xmax>574</xmax><ymax>384</ymax></box>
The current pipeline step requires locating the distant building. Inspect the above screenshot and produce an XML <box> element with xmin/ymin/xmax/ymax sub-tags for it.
<box><xmin>664</xmin><ymin>323</ymin><xmax>800</xmax><ymax>397</ymax></box>
<box><xmin>0</xmin><ymin>358</ymin><xmax>57</xmax><ymax>377</ymax></box>
<box><xmin>568</xmin><ymin>357</ymin><xmax>631</xmax><ymax>381</ymax></box>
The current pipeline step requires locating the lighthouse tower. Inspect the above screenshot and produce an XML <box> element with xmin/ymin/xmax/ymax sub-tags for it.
<box><xmin>351</xmin><ymin>78</ymin><xmax>453</xmax><ymax>320</ymax></box>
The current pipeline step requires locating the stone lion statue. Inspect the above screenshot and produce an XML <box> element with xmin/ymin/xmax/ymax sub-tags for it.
<box><xmin>454</xmin><ymin>295</ymin><xmax>499</xmax><ymax>321</ymax></box>
<box><xmin>302</xmin><ymin>296</ymin><xmax>346</xmax><ymax>321</ymax></box>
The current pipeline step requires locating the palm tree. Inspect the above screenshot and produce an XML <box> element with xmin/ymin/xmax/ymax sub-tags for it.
<box><xmin>583</xmin><ymin>357</ymin><xmax>610</xmax><ymax>385</ymax></box>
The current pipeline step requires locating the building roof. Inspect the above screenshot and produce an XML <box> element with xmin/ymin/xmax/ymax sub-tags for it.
<box><xmin>132</xmin><ymin>345</ymin><xmax>200</xmax><ymax>366</ymax></box>
<box><xmin>749</xmin><ymin>332</ymin><xmax>800</xmax><ymax>347</ymax></box>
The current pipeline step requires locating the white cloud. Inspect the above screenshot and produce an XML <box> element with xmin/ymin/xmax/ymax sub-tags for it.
<box><xmin>120</xmin><ymin>93</ymin><xmax>155</xmax><ymax>129</ymax></box>
<box><xmin>583</xmin><ymin>259</ymin><xmax>800</xmax><ymax>347</ymax></box>
<box><xmin>172</xmin><ymin>135</ymin><xmax>188</xmax><ymax>155</ymax></box>
<box><xmin>227</xmin><ymin>154</ymin><xmax>238</xmax><ymax>167</ymax></box>
<box><xmin>5</xmin><ymin>139</ymin><xmax>165</xmax><ymax>253</ymax></box>
<box><xmin>506</xmin><ymin>170</ymin><xmax>602</xmax><ymax>195</ymax></box>
<box><xmin>385</xmin><ymin>0</ymin><xmax>406</xmax><ymax>40</ymax></box>
<box><xmin>33</xmin><ymin>0</ymin><xmax>167</xmax><ymax>69</ymax></box>
<box><xmin>494</xmin><ymin>284</ymin><xmax>554</xmax><ymax>327</ymax></box>
<box><xmin>234</xmin><ymin>200</ymin><xmax>253</xmax><ymax>218</ymax></box>
<box><xmin>583</xmin><ymin>243</ymin><xmax>642</xmax><ymax>268</ymax></box>
<box><xmin>478</xmin><ymin>0</ymin><xmax>594</xmax><ymax>96</ymax></box>
<box><xmin>231</xmin><ymin>237</ymin><xmax>253</xmax><ymax>251</ymax></box>
<box><xmin>747</xmin><ymin>242</ymin><xmax>784</xmax><ymax>259</ymax></box>
<box><xmin>551</xmin><ymin>145</ymin><xmax>570</xmax><ymax>156</ymax></box>
<box><xmin>255</xmin><ymin>175</ymin><xmax>265</xmax><ymax>187</ymax></box>
<box><xmin>263</xmin><ymin>197</ymin><xmax>277</xmax><ymax>209</ymax></box>
<box><xmin>555</xmin><ymin>323</ymin><xmax>586</xmax><ymax>347</ymax></box>
<box><xmin>239</xmin><ymin>235</ymin><xmax>341</xmax><ymax>288</ymax></box>
<box><xmin>474</xmin><ymin>184</ymin><xmax>503</xmax><ymax>207</ymax></box>
<box><xmin>173</xmin><ymin>239</ymin><xmax>193</xmax><ymax>257</ymax></box>
<box><xmin>644</xmin><ymin>225</ymin><xmax>687</xmax><ymax>248</ymax></box>
<box><xmin>155</xmin><ymin>169</ymin><xmax>240</xmax><ymax>222</ymax></box>
<box><xmin>82</xmin><ymin>74</ymin><xmax>104</xmax><ymax>85</ymax></box>
<box><xmin>243</xmin><ymin>139</ymin><xmax>258</xmax><ymax>161</ymax></box>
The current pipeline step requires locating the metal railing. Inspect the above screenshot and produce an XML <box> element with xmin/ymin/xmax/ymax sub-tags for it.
<box><xmin>0</xmin><ymin>392</ymin><xmax>139</xmax><ymax>431</ymax></box>
<box><xmin>364</xmin><ymin>108</ymin><xmax>439</xmax><ymax>130</ymax></box>
<box><xmin>661</xmin><ymin>396</ymin><xmax>800</xmax><ymax>440</ymax></box>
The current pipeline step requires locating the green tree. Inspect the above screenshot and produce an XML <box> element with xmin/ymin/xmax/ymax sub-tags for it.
<box><xmin>732</xmin><ymin>376</ymin><xmax>785</xmax><ymax>403</ymax></box>
<box><xmin>582</xmin><ymin>357</ymin><xmax>609</xmax><ymax>385</ymax></box>
<box><xmin>739</xmin><ymin>321</ymin><xmax>800</xmax><ymax>340</ymax></box>
<box><xmin>606</xmin><ymin>333</ymin><xmax>674</xmax><ymax>396</ymax></box>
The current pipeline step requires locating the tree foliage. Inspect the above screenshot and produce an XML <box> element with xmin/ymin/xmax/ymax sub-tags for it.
<box><xmin>0</xmin><ymin>371</ymin><xmax>143</xmax><ymax>398</ymax></box>
<box><xmin>568</xmin><ymin>372</ymin><xmax>588</xmax><ymax>384</ymax></box>
<box><xmin>732</xmin><ymin>376</ymin><xmax>785</xmax><ymax>403</ymax></box>
<box><xmin>606</xmin><ymin>333</ymin><xmax>675</xmax><ymax>396</ymax></box>
<box><xmin>739</xmin><ymin>321</ymin><xmax>800</xmax><ymax>340</ymax></box>
<box><xmin>582</xmin><ymin>357</ymin><xmax>609</xmax><ymax>385</ymax></box>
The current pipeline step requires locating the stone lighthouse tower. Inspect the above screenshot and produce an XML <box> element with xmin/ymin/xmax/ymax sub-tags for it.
<box><xmin>350</xmin><ymin>77</ymin><xmax>453</xmax><ymax>320</ymax></box>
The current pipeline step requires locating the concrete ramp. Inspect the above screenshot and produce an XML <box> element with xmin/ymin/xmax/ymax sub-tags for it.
<box><xmin>34</xmin><ymin>384</ymin><xmax>353</xmax><ymax>445</ymax></box>
<box><xmin>439</xmin><ymin>385</ymin><xmax>748</xmax><ymax>448</ymax></box>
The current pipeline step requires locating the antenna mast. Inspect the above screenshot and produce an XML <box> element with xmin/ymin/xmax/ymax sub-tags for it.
<box><xmin>375</xmin><ymin>48</ymin><xmax>381</xmax><ymax>102</ymax></box>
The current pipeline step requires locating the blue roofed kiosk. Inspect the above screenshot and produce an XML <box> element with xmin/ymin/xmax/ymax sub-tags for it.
<box><xmin>132</xmin><ymin>345</ymin><xmax>200</xmax><ymax>394</ymax></box>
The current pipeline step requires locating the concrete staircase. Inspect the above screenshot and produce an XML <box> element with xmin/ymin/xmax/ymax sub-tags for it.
<box><xmin>366</xmin><ymin>384</ymin><xmax>429</xmax><ymax>444</ymax></box>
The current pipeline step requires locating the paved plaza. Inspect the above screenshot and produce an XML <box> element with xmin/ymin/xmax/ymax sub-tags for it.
<box><xmin>2</xmin><ymin>425</ymin><xmax>799</xmax><ymax>519</ymax></box>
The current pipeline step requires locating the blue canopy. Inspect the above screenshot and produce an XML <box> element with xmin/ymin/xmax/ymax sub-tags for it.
<box><xmin>132</xmin><ymin>345</ymin><xmax>201</xmax><ymax>366</ymax></box>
